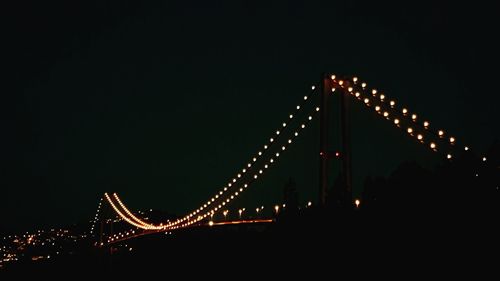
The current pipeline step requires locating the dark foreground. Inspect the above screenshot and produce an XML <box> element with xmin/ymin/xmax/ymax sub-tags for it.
<box><xmin>1</xmin><ymin>207</ymin><xmax>497</xmax><ymax>277</ymax></box>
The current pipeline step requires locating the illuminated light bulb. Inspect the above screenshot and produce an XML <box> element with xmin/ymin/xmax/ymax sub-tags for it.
<box><xmin>353</xmin><ymin>77</ymin><xmax>358</xmax><ymax>83</ymax></box>
<box><xmin>215</xmin><ymin>195</ymin><xmax>219</xmax><ymax>199</ymax></box>
<box><xmin>407</xmin><ymin>127</ymin><xmax>413</xmax><ymax>134</ymax></box>
<box><xmin>259</xmin><ymin>169</ymin><xmax>263</xmax><ymax>174</ymax></box>
<box><xmin>355</xmin><ymin>92</ymin><xmax>360</xmax><ymax>98</ymax></box>
<box><xmin>281</xmin><ymin>146</ymin><xmax>286</xmax><ymax>151</ymax></box>
<box><xmin>228</xmin><ymin>183</ymin><xmax>232</xmax><ymax>187</ymax></box>
<box><xmin>301</xmin><ymin>124</ymin><xmax>306</xmax><ymax>128</ymax></box>
<box><xmin>447</xmin><ymin>154</ymin><xmax>452</xmax><ymax>159</ymax></box>
<box><xmin>449</xmin><ymin>137</ymin><xmax>455</xmax><ymax>144</ymax></box>
<box><xmin>364</xmin><ymin>98</ymin><xmax>369</xmax><ymax>104</ymax></box>
<box><xmin>222</xmin><ymin>202</ymin><xmax>226</xmax><ymax>206</ymax></box>
<box><xmin>372</xmin><ymin>89</ymin><xmax>377</xmax><ymax>95</ymax></box>
<box><xmin>383</xmin><ymin>112</ymin><xmax>389</xmax><ymax>117</ymax></box>
<box><xmin>438</xmin><ymin>130</ymin><xmax>444</xmax><ymax>137</ymax></box>
<box><xmin>331</xmin><ymin>74</ymin><xmax>336</xmax><ymax>80</ymax></box>
<box><xmin>348</xmin><ymin>87</ymin><xmax>353</xmax><ymax>92</ymax></box>
<box><xmin>263</xmin><ymin>145</ymin><xmax>268</xmax><ymax>150</ymax></box>
<box><xmin>258</xmin><ymin>151</ymin><xmax>262</xmax><ymax>156</ymax></box>
<box><xmin>233</xmin><ymin>178</ymin><xmax>237</xmax><ymax>182</ymax></box>
<box><xmin>294</xmin><ymin>132</ymin><xmax>299</xmax><ymax>136</ymax></box>
<box><xmin>276</xmin><ymin>130</ymin><xmax>280</xmax><ymax>135</ymax></box>
<box><xmin>276</xmin><ymin>152</ymin><xmax>280</xmax><ymax>157</ymax></box>
<box><xmin>288</xmin><ymin>139</ymin><xmax>292</xmax><ymax>144</ymax></box>
<box><xmin>362</xmin><ymin>82</ymin><xmax>367</xmax><ymax>88</ymax></box>
<box><xmin>244</xmin><ymin>184</ymin><xmax>248</xmax><ymax>187</ymax></box>
<box><xmin>482</xmin><ymin>157</ymin><xmax>487</xmax><ymax>162</ymax></box>
<box><xmin>464</xmin><ymin>146</ymin><xmax>469</xmax><ymax>151</ymax></box>
<box><xmin>390</xmin><ymin>100</ymin><xmax>395</xmax><ymax>107</ymax></box>
<box><xmin>355</xmin><ymin>199</ymin><xmax>360</xmax><ymax>208</ymax></box>
<box><xmin>296</xmin><ymin>105</ymin><xmax>300</xmax><ymax>110</ymax></box>
<box><xmin>380</xmin><ymin>94</ymin><xmax>385</xmax><ymax>100</ymax></box>
<box><xmin>338</xmin><ymin>80</ymin><xmax>344</xmax><ymax>86</ymax></box>
<box><xmin>331</xmin><ymin>88</ymin><xmax>336</xmax><ymax>92</ymax></box>
<box><xmin>375</xmin><ymin>106</ymin><xmax>381</xmax><ymax>112</ymax></box>
<box><xmin>265</xmin><ymin>164</ymin><xmax>268</xmax><ymax>169</ymax></box>
<box><xmin>242</xmin><ymin>169</ymin><xmax>246</xmax><ymax>173</ymax></box>
<box><xmin>430</xmin><ymin>142</ymin><xmax>436</xmax><ymax>149</ymax></box>
<box><xmin>308</xmin><ymin>116</ymin><xmax>313</xmax><ymax>120</ymax></box>
<box><xmin>219</xmin><ymin>191</ymin><xmax>223</xmax><ymax>195</ymax></box>
<box><xmin>289</xmin><ymin>114</ymin><xmax>293</xmax><ymax>119</ymax></box>
<box><xmin>247</xmin><ymin>163</ymin><xmax>252</xmax><ymax>168</ymax></box>
<box><xmin>417</xmin><ymin>134</ymin><xmax>423</xmax><ymax>140</ymax></box>
<box><xmin>231</xmin><ymin>196</ymin><xmax>234</xmax><ymax>199</ymax></box>
<box><xmin>394</xmin><ymin>119</ymin><xmax>400</xmax><ymax>125</ymax></box>
<box><xmin>402</xmin><ymin>108</ymin><xmax>408</xmax><ymax>114</ymax></box>
<box><xmin>282</xmin><ymin>123</ymin><xmax>286</xmax><ymax>127</ymax></box>
<box><xmin>270</xmin><ymin>159</ymin><xmax>274</xmax><ymax>163</ymax></box>
<box><xmin>311</xmin><ymin>85</ymin><xmax>316</xmax><ymax>90</ymax></box>
<box><xmin>411</xmin><ymin>114</ymin><xmax>417</xmax><ymax>120</ymax></box>
<box><xmin>316</xmin><ymin>107</ymin><xmax>320</xmax><ymax>111</ymax></box>
<box><xmin>304</xmin><ymin>96</ymin><xmax>308</xmax><ymax>100</ymax></box>
<box><xmin>203</xmin><ymin>204</ymin><xmax>207</xmax><ymax>208</ymax></box>
<box><xmin>239</xmin><ymin>188</ymin><xmax>243</xmax><ymax>192</ymax></box>
<box><xmin>224</xmin><ymin>187</ymin><xmax>228</xmax><ymax>191</ymax></box>
<box><xmin>270</xmin><ymin>138</ymin><xmax>274</xmax><ymax>142</ymax></box>
<box><xmin>254</xmin><ymin>175</ymin><xmax>258</xmax><ymax>179</ymax></box>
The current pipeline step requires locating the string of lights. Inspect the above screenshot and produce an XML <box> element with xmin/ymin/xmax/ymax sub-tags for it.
<box><xmin>112</xmin><ymin>193</ymin><xmax>159</xmax><ymax>229</ymax></box>
<box><xmin>334</xmin><ymin>75</ymin><xmax>484</xmax><ymax>161</ymax></box>
<box><xmin>89</xmin><ymin>197</ymin><xmax>103</xmax><ymax>235</ymax></box>
<box><xmin>104</xmin><ymin>193</ymin><xmax>163</xmax><ymax>230</ymax></box>
<box><xmin>164</xmin><ymin>106</ymin><xmax>321</xmax><ymax>230</ymax></box>
<box><xmin>163</xmin><ymin>87</ymin><xmax>319</xmax><ymax>229</ymax></box>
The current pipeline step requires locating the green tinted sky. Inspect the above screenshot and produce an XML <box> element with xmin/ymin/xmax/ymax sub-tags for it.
<box><xmin>3</xmin><ymin>1</ymin><xmax>499</xmax><ymax>231</ymax></box>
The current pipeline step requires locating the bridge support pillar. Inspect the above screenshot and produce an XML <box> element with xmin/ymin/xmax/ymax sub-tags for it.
<box><xmin>319</xmin><ymin>74</ymin><xmax>353</xmax><ymax>207</ymax></box>
<box><xmin>339</xmin><ymin>79</ymin><xmax>353</xmax><ymax>205</ymax></box>
<box><xmin>319</xmin><ymin>73</ymin><xmax>331</xmax><ymax>206</ymax></box>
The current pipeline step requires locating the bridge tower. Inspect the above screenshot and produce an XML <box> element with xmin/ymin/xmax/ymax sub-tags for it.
<box><xmin>318</xmin><ymin>74</ymin><xmax>352</xmax><ymax>206</ymax></box>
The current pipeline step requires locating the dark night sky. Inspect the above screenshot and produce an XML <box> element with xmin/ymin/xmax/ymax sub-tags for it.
<box><xmin>2</xmin><ymin>1</ymin><xmax>499</xmax><ymax>232</ymax></box>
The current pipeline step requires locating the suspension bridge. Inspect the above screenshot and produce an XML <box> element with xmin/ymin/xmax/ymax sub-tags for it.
<box><xmin>89</xmin><ymin>74</ymin><xmax>491</xmax><ymax>246</ymax></box>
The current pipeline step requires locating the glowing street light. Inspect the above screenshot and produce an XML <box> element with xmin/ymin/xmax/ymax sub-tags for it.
<box><xmin>274</xmin><ymin>205</ymin><xmax>280</xmax><ymax>214</ymax></box>
<box><xmin>223</xmin><ymin>210</ymin><xmax>228</xmax><ymax>220</ymax></box>
<box><xmin>354</xmin><ymin>199</ymin><xmax>361</xmax><ymax>208</ymax></box>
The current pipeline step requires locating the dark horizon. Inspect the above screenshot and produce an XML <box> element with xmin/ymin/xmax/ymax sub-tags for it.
<box><xmin>3</xmin><ymin>1</ymin><xmax>499</xmax><ymax>232</ymax></box>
